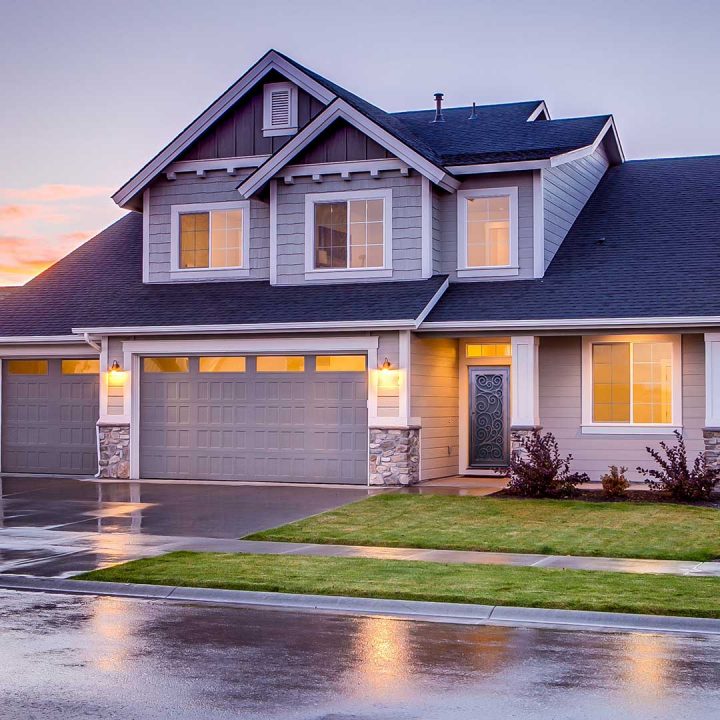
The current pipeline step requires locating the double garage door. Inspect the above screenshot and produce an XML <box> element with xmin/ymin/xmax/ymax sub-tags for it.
<box><xmin>1</xmin><ymin>358</ymin><xmax>99</xmax><ymax>475</ymax></box>
<box><xmin>140</xmin><ymin>354</ymin><xmax>369</xmax><ymax>484</ymax></box>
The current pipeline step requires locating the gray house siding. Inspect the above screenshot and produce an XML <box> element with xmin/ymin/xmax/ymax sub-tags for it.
<box><xmin>538</xmin><ymin>334</ymin><xmax>705</xmax><ymax>482</ymax></box>
<box><xmin>543</xmin><ymin>142</ymin><xmax>610</xmax><ymax>269</ymax></box>
<box><xmin>179</xmin><ymin>73</ymin><xmax>325</xmax><ymax>160</ymax></box>
<box><xmin>146</xmin><ymin>172</ymin><xmax>269</xmax><ymax>283</ymax></box>
<box><xmin>275</xmin><ymin>171</ymin><xmax>423</xmax><ymax>285</ymax></box>
<box><xmin>294</xmin><ymin>121</ymin><xmax>393</xmax><ymax>164</ymax></box>
<box><xmin>435</xmin><ymin>171</ymin><xmax>535</xmax><ymax>280</ymax></box>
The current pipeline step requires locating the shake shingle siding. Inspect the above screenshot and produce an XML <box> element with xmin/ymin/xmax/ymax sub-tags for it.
<box><xmin>543</xmin><ymin>142</ymin><xmax>609</xmax><ymax>269</ymax></box>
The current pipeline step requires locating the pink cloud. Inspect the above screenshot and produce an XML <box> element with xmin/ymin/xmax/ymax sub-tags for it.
<box><xmin>0</xmin><ymin>184</ymin><xmax>113</xmax><ymax>202</ymax></box>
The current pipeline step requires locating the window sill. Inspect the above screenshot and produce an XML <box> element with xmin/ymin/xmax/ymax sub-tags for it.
<box><xmin>304</xmin><ymin>268</ymin><xmax>393</xmax><ymax>281</ymax></box>
<box><xmin>457</xmin><ymin>266</ymin><xmax>519</xmax><ymax>278</ymax></box>
<box><xmin>581</xmin><ymin>424</ymin><xmax>682</xmax><ymax>436</ymax></box>
<box><xmin>263</xmin><ymin>127</ymin><xmax>297</xmax><ymax>138</ymax></box>
<box><xmin>169</xmin><ymin>268</ymin><xmax>251</xmax><ymax>282</ymax></box>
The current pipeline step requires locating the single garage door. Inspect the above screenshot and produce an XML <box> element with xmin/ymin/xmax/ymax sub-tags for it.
<box><xmin>140</xmin><ymin>354</ymin><xmax>368</xmax><ymax>483</ymax></box>
<box><xmin>1</xmin><ymin>358</ymin><xmax>100</xmax><ymax>475</ymax></box>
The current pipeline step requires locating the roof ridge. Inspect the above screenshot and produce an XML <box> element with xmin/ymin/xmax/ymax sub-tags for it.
<box><xmin>391</xmin><ymin>100</ymin><xmax>542</xmax><ymax>115</ymax></box>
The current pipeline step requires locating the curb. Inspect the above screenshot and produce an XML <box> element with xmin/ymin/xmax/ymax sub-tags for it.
<box><xmin>1</xmin><ymin>574</ymin><xmax>719</xmax><ymax>636</ymax></box>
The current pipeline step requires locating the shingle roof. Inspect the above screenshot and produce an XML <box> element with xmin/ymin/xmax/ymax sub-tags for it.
<box><xmin>425</xmin><ymin>156</ymin><xmax>720</xmax><ymax>323</ymax></box>
<box><xmin>0</xmin><ymin>214</ymin><xmax>448</xmax><ymax>337</ymax></box>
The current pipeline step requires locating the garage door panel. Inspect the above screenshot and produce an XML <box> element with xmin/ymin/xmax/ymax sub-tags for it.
<box><xmin>140</xmin><ymin>355</ymin><xmax>367</xmax><ymax>483</ymax></box>
<box><xmin>2</xmin><ymin>359</ymin><xmax>99</xmax><ymax>475</ymax></box>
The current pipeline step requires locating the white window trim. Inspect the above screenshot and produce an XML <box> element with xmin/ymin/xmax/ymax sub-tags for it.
<box><xmin>304</xmin><ymin>188</ymin><xmax>393</xmax><ymax>281</ymax></box>
<box><xmin>581</xmin><ymin>334</ymin><xmax>682</xmax><ymax>435</ymax></box>
<box><xmin>456</xmin><ymin>186</ymin><xmax>519</xmax><ymax>278</ymax></box>
<box><xmin>169</xmin><ymin>201</ymin><xmax>250</xmax><ymax>281</ymax></box>
<box><xmin>262</xmin><ymin>81</ymin><xmax>298</xmax><ymax>137</ymax></box>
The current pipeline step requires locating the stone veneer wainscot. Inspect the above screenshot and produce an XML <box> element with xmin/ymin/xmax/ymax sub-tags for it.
<box><xmin>98</xmin><ymin>423</ymin><xmax>130</xmax><ymax>479</ymax></box>
<box><xmin>369</xmin><ymin>427</ymin><xmax>420</xmax><ymax>486</ymax></box>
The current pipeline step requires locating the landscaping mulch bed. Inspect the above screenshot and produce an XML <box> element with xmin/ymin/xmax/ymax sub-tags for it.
<box><xmin>491</xmin><ymin>488</ymin><xmax>720</xmax><ymax>508</ymax></box>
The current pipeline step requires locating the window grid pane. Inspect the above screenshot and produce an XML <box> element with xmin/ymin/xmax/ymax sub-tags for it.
<box><xmin>632</xmin><ymin>342</ymin><xmax>672</xmax><ymax>424</ymax></box>
<box><xmin>314</xmin><ymin>202</ymin><xmax>347</xmax><ymax>268</ymax></box>
<box><xmin>180</xmin><ymin>213</ymin><xmax>210</xmax><ymax>269</ymax></box>
<box><xmin>210</xmin><ymin>209</ymin><xmax>243</xmax><ymax>268</ymax></box>
<box><xmin>466</xmin><ymin>196</ymin><xmax>510</xmax><ymax>268</ymax></box>
<box><xmin>466</xmin><ymin>343</ymin><xmax>511</xmax><ymax>358</ymax></box>
<box><xmin>349</xmin><ymin>199</ymin><xmax>384</xmax><ymax>269</ymax></box>
<box><xmin>592</xmin><ymin>343</ymin><xmax>630</xmax><ymax>422</ymax></box>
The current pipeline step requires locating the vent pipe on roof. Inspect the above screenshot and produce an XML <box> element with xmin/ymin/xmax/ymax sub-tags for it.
<box><xmin>468</xmin><ymin>102</ymin><xmax>478</xmax><ymax>120</ymax></box>
<box><xmin>431</xmin><ymin>93</ymin><xmax>445</xmax><ymax>123</ymax></box>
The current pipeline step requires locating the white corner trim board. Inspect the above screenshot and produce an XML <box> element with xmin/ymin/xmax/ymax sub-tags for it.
<box><xmin>421</xmin><ymin>176</ymin><xmax>432</xmax><ymax>279</ymax></box>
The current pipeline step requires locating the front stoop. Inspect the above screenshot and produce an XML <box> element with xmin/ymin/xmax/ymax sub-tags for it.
<box><xmin>98</xmin><ymin>423</ymin><xmax>131</xmax><ymax>479</ymax></box>
<box><xmin>369</xmin><ymin>426</ymin><xmax>420</xmax><ymax>486</ymax></box>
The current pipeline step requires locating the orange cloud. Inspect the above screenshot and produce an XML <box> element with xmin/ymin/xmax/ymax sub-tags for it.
<box><xmin>0</xmin><ymin>184</ymin><xmax>114</xmax><ymax>202</ymax></box>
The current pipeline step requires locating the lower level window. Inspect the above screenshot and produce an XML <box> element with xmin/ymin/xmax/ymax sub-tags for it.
<box><xmin>179</xmin><ymin>208</ymin><xmax>244</xmax><ymax>269</ymax></box>
<box><xmin>591</xmin><ymin>340</ymin><xmax>673</xmax><ymax>424</ymax></box>
<box><xmin>144</xmin><ymin>357</ymin><xmax>189</xmax><ymax>373</ymax></box>
<box><xmin>6</xmin><ymin>359</ymin><xmax>48</xmax><ymax>375</ymax></box>
<box><xmin>62</xmin><ymin>359</ymin><xmax>100</xmax><ymax>375</ymax></box>
<box><xmin>256</xmin><ymin>356</ymin><xmax>305</xmax><ymax>373</ymax></box>
<box><xmin>315</xmin><ymin>355</ymin><xmax>366</xmax><ymax>372</ymax></box>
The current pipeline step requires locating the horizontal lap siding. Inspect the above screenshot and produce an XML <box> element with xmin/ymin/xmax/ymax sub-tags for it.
<box><xmin>539</xmin><ymin>335</ymin><xmax>705</xmax><ymax>482</ymax></box>
<box><xmin>411</xmin><ymin>336</ymin><xmax>459</xmax><ymax>480</ymax></box>
<box><xmin>377</xmin><ymin>332</ymin><xmax>400</xmax><ymax>417</ymax></box>
<box><xmin>436</xmin><ymin>171</ymin><xmax>535</xmax><ymax>280</ymax></box>
<box><xmin>147</xmin><ymin>173</ymin><xmax>270</xmax><ymax>283</ymax></box>
<box><xmin>276</xmin><ymin>173</ymin><xmax>423</xmax><ymax>285</ymax></box>
<box><xmin>543</xmin><ymin>142</ymin><xmax>609</xmax><ymax>269</ymax></box>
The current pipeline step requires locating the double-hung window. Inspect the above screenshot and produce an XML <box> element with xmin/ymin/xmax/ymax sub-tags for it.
<box><xmin>457</xmin><ymin>187</ymin><xmax>518</xmax><ymax>277</ymax></box>
<box><xmin>582</xmin><ymin>335</ymin><xmax>681</xmax><ymax>432</ymax></box>
<box><xmin>171</xmin><ymin>201</ymin><xmax>249</xmax><ymax>278</ymax></box>
<box><xmin>305</xmin><ymin>189</ymin><xmax>392</xmax><ymax>278</ymax></box>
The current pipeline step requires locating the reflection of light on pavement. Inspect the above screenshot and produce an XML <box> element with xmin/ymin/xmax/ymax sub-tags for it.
<box><xmin>349</xmin><ymin>617</ymin><xmax>411</xmax><ymax>696</ymax></box>
<box><xmin>91</xmin><ymin>481</ymin><xmax>151</xmax><ymax>533</ymax></box>
<box><xmin>89</xmin><ymin>596</ymin><xmax>140</xmax><ymax>672</ymax></box>
<box><xmin>621</xmin><ymin>633</ymin><xmax>670</xmax><ymax>698</ymax></box>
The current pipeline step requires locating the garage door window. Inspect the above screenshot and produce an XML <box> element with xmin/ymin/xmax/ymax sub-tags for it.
<box><xmin>62</xmin><ymin>359</ymin><xmax>100</xmax><ymax>374</ymax></box>
<box><xmin>143</xmin><ymin>357</ymin><xmax>190</xmax><ymax>373</ymax></box>
<box><xmin>6</xmin><ymin>359</ymin><xmax>48</xmax><ymax>375</ymax></box>
<box><xmin>199</xmin><ymin>357</ymin><xmax>247</xmax><ymax>373</ymax></box>
<box><xmin>256</xmin><ymin>356</ymin><xmax>305</xmax><ymax>373</ymax></box>
<box><xmin>316</xmin><ymin>355</ymin><xmax>366</xmax><ymax>372</ymax></box>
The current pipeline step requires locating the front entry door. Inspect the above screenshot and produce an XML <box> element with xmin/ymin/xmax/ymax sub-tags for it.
<box><xmin>468</xmin><ymin>366</ymin><xmax>510</xmax><ymax>468</ymax></box>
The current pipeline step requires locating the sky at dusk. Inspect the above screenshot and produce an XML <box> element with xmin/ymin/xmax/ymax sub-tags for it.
<box><xmin>1</xmin><ymin>0</ymin><xmax>719</xmax><ymax>285</ymax></box>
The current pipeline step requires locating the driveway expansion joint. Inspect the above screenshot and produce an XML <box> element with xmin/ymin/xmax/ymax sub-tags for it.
<box><xmin>1</xmin><ymin>575</ymin><xmax>719</xmax><ymax>636</ymax></box>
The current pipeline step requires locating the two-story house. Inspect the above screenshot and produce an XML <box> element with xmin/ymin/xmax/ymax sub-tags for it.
<box><xmin>1</xmin><ymin>49</ymin><xmax>719</xmax><ymax>486</ymax></box>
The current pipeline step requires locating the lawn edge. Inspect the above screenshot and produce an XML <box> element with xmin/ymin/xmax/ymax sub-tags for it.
<box><xmin>1</xmin><ymin>574</ymin><xmax>719</xmax><ymax>636</ymax></box>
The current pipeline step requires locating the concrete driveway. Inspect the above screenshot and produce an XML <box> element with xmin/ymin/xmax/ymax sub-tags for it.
<box><xmin>0</xmin><ymin>475</ymin><xmax>372</xmax><ymax>578</ymax></box>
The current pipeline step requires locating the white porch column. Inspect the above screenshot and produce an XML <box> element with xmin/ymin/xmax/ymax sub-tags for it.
<box><xmin>704</xmin><ymin>333</ymin><xmax>720</xmax><ymax>428</ymax></box>
<box><xmin>510</xmin><ymin>335</ymin><xmax>540</xmax><ymax>428</ymax></box>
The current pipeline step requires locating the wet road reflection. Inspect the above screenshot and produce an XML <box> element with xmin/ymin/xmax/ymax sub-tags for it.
<box><xmin>1</xmin><ymin>589</ymin><xmax>719</xmax><ymax>719</ymax></box>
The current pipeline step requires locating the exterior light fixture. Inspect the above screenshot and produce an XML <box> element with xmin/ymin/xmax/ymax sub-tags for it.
<box><xmin>380</xmin><ymin>357</ymin><xmax>392</xmax><ymax>371</ymax></box>
<box><xmin>110</xmin><ymin>360</ymin><xmax>122</xmax><ymax>373</ymax></box>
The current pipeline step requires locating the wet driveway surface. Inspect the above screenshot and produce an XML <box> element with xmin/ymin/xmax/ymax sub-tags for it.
<box><xmin>1</xmin><ymin>589</ymin><xmax>719</xmax><ymax>719</ymax></box>
<box><xmin>0</xmin><ymin>475</ymin><xmax>370</xmax><ymax>576</ymax></box>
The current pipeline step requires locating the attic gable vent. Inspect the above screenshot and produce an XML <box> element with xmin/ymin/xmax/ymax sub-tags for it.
<box><xmin>263</xmin><ymin>81</ymin><xmax>298</xmax><ymax>138</ymax></box>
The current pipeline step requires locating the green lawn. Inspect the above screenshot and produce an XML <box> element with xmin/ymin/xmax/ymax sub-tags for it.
<box><xmin>78</xmin><ymin>551</ymin><xmax>720</xmax><ymax>618</ymax></box>
<box><xmin>247</xmin><ymin>494</ymin><xmax>720</xmax><ymax>561</ymax></box>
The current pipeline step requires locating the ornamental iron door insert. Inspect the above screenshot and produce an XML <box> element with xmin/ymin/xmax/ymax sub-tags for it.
<box><xmin>468</xmin><ymin>366</ymin><xmax>510</xmax><ymax>468</ymax></box>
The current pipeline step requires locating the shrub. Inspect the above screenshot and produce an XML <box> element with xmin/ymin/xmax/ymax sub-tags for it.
<box><xmin>501</xmin><ymin>430</ymin><xmax>589</xmax><ymax>498</ymax></box>
<box><xmin>600</xmin><ymin>465</ymin><xmax>630</xmax><ymax>498</ymax></box>
<box><xmin>637</xmin><ymin>431</ymin><xmax>720</xmax><ymax>501</ymax></box>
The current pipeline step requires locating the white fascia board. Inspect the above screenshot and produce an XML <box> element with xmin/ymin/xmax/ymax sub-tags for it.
<box><xmin>414</xmin><ymin>278</ymin><xmax>449</xmax><ymax>326</ymax></box>
<box><xmin>72</xmin><ymin>319</ymin><xmax>418</xmax><ymax>336</ymax></box>
<box><xmin>526</xmin><ymin>101</ymin><xmax>550</xmax><ymax>121</ymax></box>
<box><xmin>447</xmin><ymin>159</ymin><xmax>551</xmax><ymax>175</ymax></box>
<box><xmin>550</xmin><ymin>116</ymin><xmax>625</xmax><ymax>167</ymax></box>
<box><xmin>237</xmin><ymin>99</ymin><xmax>459</xmax><ymax>197</ymax></box>
<box><xmin>0</xmin><ymin>335</ymin><xmax>88</xmax><ymax>345</ymax></box>
<box><xmin>112</xmin><ymin>51</ymin><xmax>335</xmax><ymax>208</ymax></box>
<box><xmin>419</xmin><ymin>316</ymin><xmax>720</xmax><ymax>332</ymax></box>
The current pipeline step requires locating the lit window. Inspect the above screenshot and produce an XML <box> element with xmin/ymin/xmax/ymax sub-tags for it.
<box><xmin>62</xmin><ymin>359</ymin><xmax>100</xmax><ymax>375</ymax></box>
<box><xmin>180</xmin><ymin>208</ymin><xmax>243</xmax><ymax>269</ymax></box>
<box><xmin>7</xmin><ymin>359</ymin><xmax>48</xmax><ymax>375</ymax></box>
<box><xmin>199</xmin><ymin>357</ymin><xmax>246</xmax><ymax>373</ymax></box>
<box><xmin>143</xmin><ymin>357</ymin><xmax>189</xmax><ymax>373</ymax></box>
<box><xmin>592</xmin><ymin>341</ymin><xmax>673</xmax><ymax>424</ymax></box>
<box><xmin>256</xmin><ymin>356</ymin><xmax>305</xmax><ymax>373</ymax></box>
<box><xmin>314</xmin><ymin>198</ymin><xmax>385</xmax><ymax>270</ymax></box>
<box><xmin>316</xmin><ymin>355</ymin><xmax>366</xmax><ymax>372</ymax></box>
<box><xmin>466</xmin><ymin>196</ymin><xmax>510</xmax><ymax>267</ymax></box>
<box><xmin>466</xmin><ymin>343</ymin><xmax>511</xmax><ymax>359</ymax></box>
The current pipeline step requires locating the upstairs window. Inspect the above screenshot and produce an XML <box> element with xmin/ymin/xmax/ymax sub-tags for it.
<box><xmin>305</xmin><ymin>189</ymin><xmax>391</xmax><ymax>275</ymax></box>
<box><xmin>263</xmin><ymin>82</ymin><xmax>298</xmax><ymax>137</ymax></box>
<box><xmin>171</xmin><ymin>201</ymin><xmax>249</xmax><ymax>274</ymax></box>
<box><xmin>457</xmin><ymin>187</ymin><xmax>519</xmax><ymax>276</ymax></box>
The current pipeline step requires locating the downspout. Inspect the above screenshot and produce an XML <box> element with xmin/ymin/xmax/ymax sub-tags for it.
<box><xmin>82</xmin><ymin>332</ymin><xmax>103</xmax><ymax>477</ymax></box>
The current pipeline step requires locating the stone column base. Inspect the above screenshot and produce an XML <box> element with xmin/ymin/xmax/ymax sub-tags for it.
<box><xmin>98</xmin><ymin>423</ymin><xmax>131</xmax><ymax>479</ymax></box>
<box><xmin>510</xmin><ymin>426</ymin><xmax>542</xmax><ymax>461</ymax></box>
<box><xmin>369</xmin><ymin>427</ymin><xmax>420</xmax><ymax>486</ymax></box>
<box><xmin>703</xmin><ymin>428</ymin><xmax>720</xmax><ymax>470</ymax></box>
